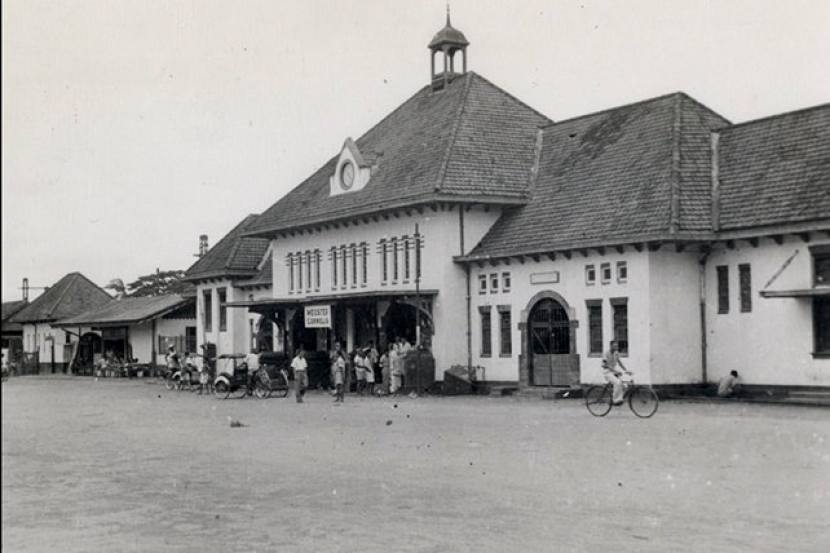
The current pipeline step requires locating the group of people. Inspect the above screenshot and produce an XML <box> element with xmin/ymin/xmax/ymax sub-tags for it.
<box><xmin>165</xmin><ymin>344</ymin><xmax>214</xmax><ymax>394</ymax></box>
<box><xmin>287</xmin><ymin>337</ymin><xmax>415</xmax><ymax>404</ymax></box>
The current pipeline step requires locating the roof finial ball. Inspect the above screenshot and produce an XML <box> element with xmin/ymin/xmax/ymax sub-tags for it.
<box><xmin>429</xmin><ymin>4</ymin><xmax>469</xmax><ymax>90</ymax></box>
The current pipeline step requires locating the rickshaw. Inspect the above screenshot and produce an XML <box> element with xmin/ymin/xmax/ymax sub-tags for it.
<box><xmin>213</xmin><ymin>353</ymin><xmax>290</xmax><ymax>399</ymax></box>
<box><xmin>165</xmin><ymin>354</ymin><xmax>202</xmax><ymax>391</ymax></box>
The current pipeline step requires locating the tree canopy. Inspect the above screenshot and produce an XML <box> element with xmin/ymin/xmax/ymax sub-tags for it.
<box><xmin>106</xmin><ymin>270</ymin><xmax>191</xmax><ymax>298</ymax></box>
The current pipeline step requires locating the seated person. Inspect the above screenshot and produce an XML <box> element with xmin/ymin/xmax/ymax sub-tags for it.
<box><xmin>717</xmin><ymin>370</ymin><xmax>741</xmax><ymax>398</ymax></box>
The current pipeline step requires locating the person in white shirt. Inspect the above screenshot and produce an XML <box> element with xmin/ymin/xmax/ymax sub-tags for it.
<box><xmin>717</xmin><ymin>370</ymin><xmax>741</xmax><ymax>398</ymax></box>
<box><xmin>291</xmin><ymin>349</ymin><xmax>308</xmax><ymax>403</ymax></box>
<box><xmin>244</xmin><ymin>348</ymin><xmax>260</xmax><ymax>396</ymax></box>
<box><xmin>602</xmin><ymin>340</ymin><xmax>631</xmax><ymax>405</ymax></box>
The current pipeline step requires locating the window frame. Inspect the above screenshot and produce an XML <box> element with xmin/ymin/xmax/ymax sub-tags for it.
<box><xmin>478</xmin><ymin>274</ymin><xmax>487</xmax><ymax>295</ymax></box>
<box><xmin>203</xmin><ymin>289</ymin><xmax>213</xmax><ymax>333</ymax></box>
<box><xmin>617</xmin><ymin>261</ymin><xmax>628</xmax><ymax>284</ymax></box>
<box><xmin>490</xmin><ymin>273</ymin><xmax>499</xmax><ymax>294</ymax></box>
<box><xmin>585</xmin><ymin>264</ymin><xmax>596</xmax><ymax>286</ymax></box>
<box><xmin>739</xmin><ymin>263</ymin><xmax>752</xmax><ymax>313</ymax></box>
<box><xmin>502</xmin><ymin>272</ymin><xmax>511</xmax><ymax>293</ymax></box>
<box><xmin>218</xmin><ymin>288</ymin><xmax>227</xmax><ymax>333</ymax></box>
<box><xmin>479</xmin><ymin>306</ymin><xmax>492</xmax><ymax>358</ymax></box>
<box><xmin>610</xmin><ymin>297</ymin><xmax>628</xmax><ymax>355</ymax></box>
<box><xmin>600</xmin><ymin>262</ymin><xmax>612</xmax><ymax>285</ymax></box>
<box><xmin>498</xmin><ymin>305</ymin><xmax>512</xmax><ymax>357</ymax></box>
<box><xmin>587</xmin><ymin>299</ymin><xmax>603</xmax><ymax>356</ymax></box>
<box><xmin>717</xmin><ymin>265</ymin><xmax>729</xmax><ymax>314</ymax></box>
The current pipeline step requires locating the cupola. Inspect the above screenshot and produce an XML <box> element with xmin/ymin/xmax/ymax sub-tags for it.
<box><xmin>428</xmin><ymin>7</ymin><xmax>469</xmax><ymax>90</ymax></box>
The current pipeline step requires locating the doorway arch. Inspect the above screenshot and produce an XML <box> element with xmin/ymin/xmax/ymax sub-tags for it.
<box><xmin>520</xmin><ymin>291</ymin><xmax>580</xmax><ymax>387</ymax></box>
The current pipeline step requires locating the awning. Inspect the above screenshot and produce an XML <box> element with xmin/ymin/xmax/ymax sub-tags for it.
<box><xmin>228</xmin><ymin>289</ymin><xmax>439</xmax><ymax>310</ymax></box>
<box><xmin>760</xmin><ymin>288</ymin><xmax>830</xmax><ymax>299</ymax></box>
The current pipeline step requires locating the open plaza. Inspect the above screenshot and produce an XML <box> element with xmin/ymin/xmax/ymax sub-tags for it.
<box><xmin>2</xmin><ymin>376</ymin><xmax>828</xmax><ymax>552</ymax></box>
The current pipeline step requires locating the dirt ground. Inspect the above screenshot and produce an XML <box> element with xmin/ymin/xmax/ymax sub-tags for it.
<box><xmin>2</xmin><ymin>377</ymin><xmax>829</xmax><ymax>552</ymax></box>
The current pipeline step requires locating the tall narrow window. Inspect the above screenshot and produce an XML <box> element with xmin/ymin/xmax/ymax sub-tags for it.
<box><xmin>380</xmin><ymin>239</ymin><xmax>388</xmax><ymax>283</ymax></box>
<box><xmin>611</xmin><ymin>298</ymin><xmax>628</xmax><ymax>354</ymax></box>
<box><xmin>403</xmin><ymin>236</ymin><xmax>411</xmax><ymax>281</ymax></box>
<box><xmin>415</xmin><ymin>232</ymin><xmax>422</xmax><ymax>280</ymax></box>
<box><xmin>306</xmin><ymin>251</ymin><xmax>312</xmax><ymax>291</ymax></box>
<box><xmin>587</xmin><ymin>300</ymin><xmax>603</xmax><ymax>354</ymax></box>
<box><xmin>392</xmin><ymin>238</ymin><xmax>399</xmax><ymax>282</ymax></box>
<box><xmin>288</xmin><ymin>254</ymin><xmax>295</xmax><ymax>292</ymax></box>
<box><xmin>815</xmin><ymin>298</ymin><xmax>830</xmax><ymax>356</ymax></box>
<box><xmin>203</xmin><ymin>290</ymin><xmax>213</xmax><ymax>332</ymax></box>
<box><xmin>362</xmin><ymin>243</ymin><xmax>368</xmax><ymax>286</ymax></box>
<box><xmin>218</xmin><ymin>288</ymin><xmax>227</xmax><ymax>332</ymax></box>
<box><xmin>479</xmin><ymin>307</ymin><xmax>492</xmax><ymax>357</ymax></box>
<box><xmin>296</xmin><ymin>252</ymin><xmax>303</xmax><ymax>293</ymax></box>
<box><xmin>331</xmin><ymin>248</ymin><xmax>338</xmax><ymax>289</ymax></box>
<box><xmin>315</xmin><ymin>250</ymin><xmax>321</xmax><ymax>290</ymax></box>
<box><xmin>739</xmin><ymin>264</ymin><xmax>752</xmax><ymax>313</ymax></box>
<box><xmin>498</xmin><ymin>306</ymin><xmax>512</xmax><ymax>356</ymax></box>
<box><xmin>341</xmin><ymin>245</ymin><xmax>347</xmax><ymax>288</ymax></box>
<box><xmin>717</xmin><ymin>265</ymin><xmax>729</xmax><ymax>314</ymax></box>
<box><xmin>351</xmin><ymin>244</ymin><xmax>358</xmax><ymax>287</ymax></box>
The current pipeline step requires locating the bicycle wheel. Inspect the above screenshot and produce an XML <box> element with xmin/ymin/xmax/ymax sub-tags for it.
<box><xmin>270</xmin><ymin>371</ymin><xmax>289</xmax><ymax>398</ymax></box>
<box><xmin>254</xmin><ymin>379</ymin><xmax>271</xmax><ymax>399</ymax></box>
<box><xmin>629</xmin><ymin>386</ymin><xmax>659</xmax><ymax>418</ymax></box>
<box><xmin>214</xmin><ymin>380</ymin><xmax>231</xmax><ymax>399</ymax></box>
<box><xmin>585</xmin><ymin>385</ymin><xmax>613</xmax><ymax>417</ymax></box>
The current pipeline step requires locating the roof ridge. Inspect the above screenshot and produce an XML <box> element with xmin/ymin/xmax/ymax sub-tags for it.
<box><xmin>46</xmin><ymin>273</ymin><xmax>80</xmax><ymax>318</ymax></box>
<box><xmin>677</xmin><ymin>92</ymin><xmax>731</xmax><ymax>126</ymax></box>
<box><xmin>721</xmin><ymin>102</ymin><xmax>830</xmax><ymax>132</ymax></box>
<box><xmin>542</xmin><ymin>92</ymin><xmax>682</xmax><ymax>130</ymax></box>
<box><xmin>669</xmin><ymin>94</ymin><xmax>683</xmax><ymax>234</ymax></box>
<box><xmin>186</xmin><ymin>214</ymin><xmax>259</xmax><ymax>274</ymax></box>
<box><xmin>435</xmin><ymin>72</ymin><xmax>474</xmax><ymax>192</ymax></box>
<box><xmin>468</xmin><ymin>72</ymin><xmax>553</xmax><ymax>125</ymax></box>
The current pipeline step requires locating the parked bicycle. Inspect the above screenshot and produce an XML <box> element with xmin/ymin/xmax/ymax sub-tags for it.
<box><xmin>585</xmin><ymin>377</ymin><xmax>659</xmax><ymax>418</ymax></box>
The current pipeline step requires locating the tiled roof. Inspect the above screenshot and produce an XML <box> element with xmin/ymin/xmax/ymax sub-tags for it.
<box><xmin>236</xmin><ymin>254</ymin><xmax>273</xmax><ymax>288</ymax></box>
<box><xmin>245</xmin><ymin>72</ymin><xmax>551</xmax><ymax>237</ymax></box>
<box><xmin>467</xmin><ymin>93</ymin><xmax>727</xmax><ymax>259</ymax></box>
<box><xmin>1</xmin><ymin>300</ymin><xmax>27</xmax><ymax>333</ymax></box>
<box><xmin>717</xmin><ymin>104</ymin><xmax>830</xmax><ymax>231</ymax></box>
<box><xmin>184</xmin><ymin>215</ymin><xmax>270</xmax><ymax>281</ymax></box>
<box><xmin>10</xmin><ymin>273</ymin><xmax>112</xmax><ymax>324</ymax></box>
<box><xmin>56</xmin><ymin>294</ymin><xmax>193</xmax><ymax>327</ymax></box>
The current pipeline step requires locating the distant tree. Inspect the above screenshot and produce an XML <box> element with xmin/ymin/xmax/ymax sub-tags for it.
<box><xmin>105</xmin><ymin>278</ymin><xmax>127</xmax><ymax>299</ymax></box>
<box><xmin>126</xmin><ymin>270</ymin><xmax>189</xmax><ymax>297</ymax></box>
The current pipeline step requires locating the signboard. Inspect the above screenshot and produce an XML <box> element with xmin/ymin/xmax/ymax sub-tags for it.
<box><xmin>304</xmin><ymin>305</ymin><xmax>332</xmax><ymax>329</ymax></box>
<box><xmin>530</xmin><ymin>271</ymin><xmax>560</xmax><ymax>285</ymax></box>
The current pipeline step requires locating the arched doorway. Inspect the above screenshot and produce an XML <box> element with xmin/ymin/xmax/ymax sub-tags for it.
<box><xmin>383</xmin><ymin>302</ymin><xmax>417</xmax><ymax>347</ymax></box>
<box><xmin>527</xmin><ymin>296</ymin><xmax>580</xmax><ymax>386</ymax></box>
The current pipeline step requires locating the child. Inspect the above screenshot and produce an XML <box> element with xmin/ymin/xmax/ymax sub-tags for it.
<box><xmin>332</xmin><ymin>350</ymin><xmax>346</xmax><ymax>403</ymax></box>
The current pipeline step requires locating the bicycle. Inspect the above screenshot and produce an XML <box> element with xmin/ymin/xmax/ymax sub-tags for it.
<box><xmin>585</xmin><ymin>377</ymin><xmax>659</xmax><ymax>418</ymax></box>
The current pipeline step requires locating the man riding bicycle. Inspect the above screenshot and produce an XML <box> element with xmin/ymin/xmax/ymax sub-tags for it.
<box><xmin>602</xmin><ymin>340</ymin><xmax>631</xmax><ymax>405</ymax></box>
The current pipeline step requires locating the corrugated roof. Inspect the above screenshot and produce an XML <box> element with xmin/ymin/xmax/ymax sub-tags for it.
<box><xmin>184</xmin><ymin>215</ymin><xmax>270</xmax><ymax>281</ymax></box>
<box><xmin>245</xmin><ymin>72</ymin><xmax>551</xmax><ymax>237</ymax></box>
<box><xmin>468</xmin><ymin>93</ymin><xmax>729</xmax><ymax>259</ymax></box>
<box><xmin>10</xmin><ymin>273</ymin><xmax>112</xmax><ymax>324</ymax></box>
<box><xmin>56</xmin><ymin>294</ymin><xmax>193</xmax><ymax>327</ymax></box>
<box><xmin>717</xmin><ymin>103</ymin><xmax>830</xmax><ymax>231</ymax></box>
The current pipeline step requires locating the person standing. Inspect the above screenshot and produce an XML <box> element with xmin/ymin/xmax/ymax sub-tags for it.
<box><xmin>354</xmin><ymin>349</ymin><xmax>367</xmax><ymax>395</ymax></box>
<box><xmin>367</xmin><ymin>341</ymin><xmax>379</xmax><ymax>387</ymax></box>
<box><xmin>332</xmin><ymin>350</ymin><xmax>346</xmax><ymax>403</ymax></box>
<box><xmin>364</xmin><ymin>348</ymin><xmax>376</xmax><ymax>396</ymax></box>
<box><xmin>329</xmin><ymin>341</ymin><xmax>343</xmax><ymax>393</ymax></box>
<box><xmin>291</xmin><ymin>348</ymin><xmax>308</xmax><ymax>403</ymax></box>
<box><xmin>602</xmin><ymin>340</ymin><xmax>631</xmax><ymax>405</ymax></box>
<box><xmin>390</xmin><ymin>339</ymin><xmax>404</xmax><ymax>395</ymax></box>
<box><xmin>379</xmin><ymin>343</ymin><xmax>393</xmax><ymax>395</ymax></box>
<box><xmin>245</xmin><ymin>347</ymin><xmax>260</xmax><ymax>396</ymax></box>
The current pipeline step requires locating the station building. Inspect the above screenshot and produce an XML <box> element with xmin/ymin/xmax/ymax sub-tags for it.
<box><xmin>189</xmin><ymin>17</ymin><xmax>829</xmax><ymax>393</ymax></box>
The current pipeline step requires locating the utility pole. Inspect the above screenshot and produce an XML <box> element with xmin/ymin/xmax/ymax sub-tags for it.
<box><xmin>415</xmin><ymin>224</ymin><xmax>422</xmax><ymax>395</ymax></box>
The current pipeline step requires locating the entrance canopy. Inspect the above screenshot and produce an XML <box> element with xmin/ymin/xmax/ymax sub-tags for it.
<box><xmin>227</xmin><ymin>289</ymin><xmax>439</xmax><ymax>313</ymax></box>
<box><xmin>760</xmin><ymin>288</ymin><xmax>830</xmax><ymax>299</ymax></box>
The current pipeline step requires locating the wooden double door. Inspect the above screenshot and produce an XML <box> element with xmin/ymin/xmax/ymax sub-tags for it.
<box><xmin>529</xmin><ymin>298</ymin><xmax>579</xmax><ymax>386</ymax></box>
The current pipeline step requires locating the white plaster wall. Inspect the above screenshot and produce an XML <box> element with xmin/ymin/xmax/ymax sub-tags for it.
<box><xmin>647</xmin><ymin>249</ymin><xmax>703</xmax><ymax>384</ymax></box>
<box><xmin>148</xmin><ymin>317</ymin><xmax>196</xmax><ymax>365</ymax></box>
<box><xmin>706</xmin><ymin>236</ymin><xmax>830</xmax><ymax>387</ymax></box>
<box><xmin>470</xmin><ymin>249</ymin><xmax>651</xmax><ymax>384</ymax></box>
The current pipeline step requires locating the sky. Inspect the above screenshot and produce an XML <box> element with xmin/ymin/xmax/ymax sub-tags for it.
<box><xmin>3</xmin><ymin>0</ymin><xmax>830</xmax><ymax>302</ymax></box>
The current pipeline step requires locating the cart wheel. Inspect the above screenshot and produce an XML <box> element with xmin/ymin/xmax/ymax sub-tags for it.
<box><xmin>271</xmin><ymin>371</ymin><xmax>289</xmax><ymax>398</ymax></box>
<box><xmin>214</xmin><ymin>380</ymin><xmax>231</xmax><ymax>399</ymax></box>
<box><xmin>254</xmin><ymin>380</ymin><xmax>271</xmax><ymax>399</ymax></box>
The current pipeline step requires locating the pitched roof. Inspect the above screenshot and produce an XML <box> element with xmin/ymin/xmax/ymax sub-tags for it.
<box><xmin>236</xmin><ymin>253</ymin><xmax>273</xmax><ymax>288</ymax></box>
<box><xmin>10</xmin><ymin>273</ymin><xmax>112</xmax><ymax>324</ymax></box>
<box><xmin>184</xmin><ymin>215</ymin><xmax>270</xmax><ymax>281</ymax></box>
<box><xmin>466</xmin><ymin>93</ymin><xmax>728</xmax><ymax>259</ymax></box>
<box><xmin>717</xmin><ymin>103</ymin><xmax>830</xmax><ymax>231</ymax></box>
<box><xmin>245</xmin><ymin>72</ymin><xmax>551</xmax><ymax>237</ymax></box>
<box><xmin>1</xmin><ymin>300</ymin><xmax>27</xmax><ymax>333</ymax></box>
<box><xmin>56</xmin><ymin>294</ymin><xmax>194</xmax><ymax>327</ymax></box>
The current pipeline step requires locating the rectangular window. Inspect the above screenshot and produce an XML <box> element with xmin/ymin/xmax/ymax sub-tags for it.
<box><xmin>490</xmin><ymin>273</ymin><xmax>498</xmax><ymax>293</ymax></box>
<box><xmin>739</xmin><ymin>263</ymin><xmax>752</xmax><ymax>313</ymax></box>
<box><xmin>315</xmin><ymin>250</ymin><xmax>321</xmax><ymax>290</ymax></box>
<box><xmin>341</xmin><ymin>245</ymin><xmax>347</xmax><ymax>288</ymax></box>
<box><xmin>392</xmin><ymin>238</ymin><xmax>399</xmax><ymax>282</ymax></box>
<box><xmin>601</xmin><ymin>263</ymin><xmax>612</xmax><ymax>284</ymax></box>
<box><xmin>297</xmin><ymin>252</ymin><xmax>303</xmax><ymax>292</ymax></box>
<box><xmin>380</xmin><ymin>239</ymin><xmax>388</xmax><ymax>283</ymax></box>
<box><xmin>479</xmin><ymin>307</ymin><xmax>492</xmax><ymax>357</ymax></box>
<box><xmin>813</xmin><ymin>247</ymin><xmax>830</xmax><ymax>286</ymax></box>
<box><xmin>218</xmin><ymin>288</ymin><xmax>227</xmax><ymax>332</ymax></box>
<box><xmin>499</xmin><ymin>307</ymin><xmax>512</xmax><ymax>356</ymax></box>
<box><xmin>186</xmin><ymin>327</ymin><xmax>197</xmax><ymax>354</ymax></box>
<box><xmin>815</xmin><ymin>298</ymin><xmax>830</xmax><ymax>356</ymax></box>
<box><xmin>502</xmin><ymin>272</ymin><xmax>511</xmax><ymax>293</ymax></box>
<box><xmin>288</xmin><ymin>254</ymin><xmax>295</xmax><ymax>292</ymax></box>
<box><xmin>362</xmin><ymin>243</ymin><xmax>368</xmax><ymax>286</ymax></box>
<box><xmin>331</xmin><ymin>248</ymin><xmax>338</xmax><ymax>289</ymax></box>
<box><xmin>611</xmin><ymin>298</ymin><xmax>628</xmax><ymax>355</ymax></box>
<box><xmin>415</xmin><ymin>232</ymin><xmax>422</xmax><ymax>280</ymax></box>
<box><xmin>617</xmin><ymin>261</ymin><xmax>628</xmax><ymax>283</ymax></box>
<box><xmin>351</xmin><ymin>244</ymin><xmax>358</xmax><ymax>287</ymax></box>
<box><xmin>717</xmin><ymin>265</ymin><xmax>729</xmax><ymax>314</ymax></box>
<box><xmin>306</xmin><ymin>251</ymin><xmax>312</xmax><ymax>291</ymax></box>
<box><xmin>587</xmin><ymin>300</ymin><xmax>603</xmax><ymax>355</ymax></box>
<box><xmin>203</xmin><ymin>290</ymin><xmax>213</xmax><ymax>332</ymax></box>
<box><xmin>403</xmin><ymin>236</ymin><xmax>411</xmax><ymax>281</ymax></box>
<box><xmin>586</xmin><ymin>265</ymin><xmax>596</xmax><ymax>285</ymax></box>
<box><xmin>478</xmin><ymin>274</ymin><xmax>487</xmax><ymax>295</ymax></box>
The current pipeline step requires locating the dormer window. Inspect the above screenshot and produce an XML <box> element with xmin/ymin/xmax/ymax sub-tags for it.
<box><xmin>329</xmin><ymin>137</ymin><xmax>376</xmax><ymax>196</ymax></box>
